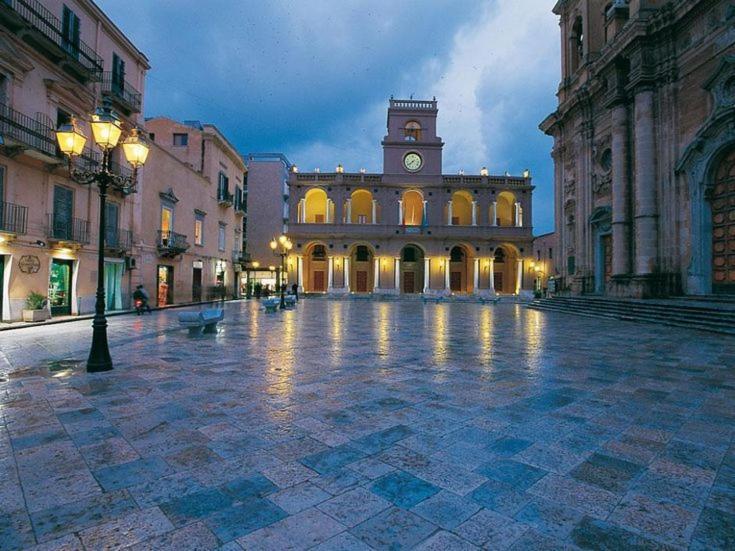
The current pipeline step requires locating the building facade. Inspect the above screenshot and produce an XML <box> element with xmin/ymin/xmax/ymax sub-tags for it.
<box><xmin>532</xmin><ymin>231</ymin><xmax>558</xmax><ymax>292</ymax></box>
<box><xmin>0</xmin><ymin>0</ymin><xmax>148</xmax><ymax>321</ymax></box>
<box><xmin>142</xmin><ymin>118</ymin><xmax>246</xmax><ymax>306</ymax></box>
<box><xmin>541</xmin><ymin>0</ymin><xmax>735</xmax><ymax>297</ymax></box>
<box><xmin>243</xmin><ymin>153</ymin><xmax>291</xmax><ymax>289</ymax></box>
<box><xmin>285</xmin><ymin>98</ymin><xmax>536</xmax><ymax>296</ymax></box>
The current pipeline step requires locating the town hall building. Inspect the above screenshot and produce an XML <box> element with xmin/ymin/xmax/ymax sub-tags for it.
<box><xmin>283</xmin><ymin>98</ymin><xmax>536</xmax><ymax>296</ymax></box>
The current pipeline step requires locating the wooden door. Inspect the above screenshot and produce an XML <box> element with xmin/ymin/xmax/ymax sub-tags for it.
<box><xmin>313</xmin><ymin>270</ymin><xmax>325</xmax><ymax>292</ymax></box>
<box><xmin>713</xmin><ymin>148</ymin><xmax>735</xmax><ymax>294</ymax></box>
<box><xmin>494</xmin><ymin>272</ymin><xmax>504</xmax><ymax>293</ymax></box>
<box><xmin>450</xmin><ymin>271</ymin><xmax>462</xmax><ymax>292</ymax></box>
<box><xmin>356</xmin><ymin>271</ymin><xmax>368</xmax><ymax>293</ymax></box>
<box><xmin>192</xmin><ymin>267</ymin><xmax>202</xmax><ymax>302</ymax></box>
<box><xmin>403</xmin><ymin>271</ymin><xmax>415</xmax><ymax>293</ymax></box>
<box><xmin>602</xmin><ymin>234</ymin><xmax>613</xmax><ymax>284</ymax></box>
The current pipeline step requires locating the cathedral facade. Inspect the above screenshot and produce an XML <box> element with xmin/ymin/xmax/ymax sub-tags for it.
<box><xmin>285</xmin><ymin>98</ymin><xmax>535</xmax><ymax>296</ymax></box>
<box><xmin>541</xmin><ymin>0</ymin><xmax>735</xmax><ymax>297</ymax></box>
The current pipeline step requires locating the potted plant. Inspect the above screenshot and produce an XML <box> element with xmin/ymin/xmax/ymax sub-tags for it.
<box><xmin>22</xmin><ymin>292</ymin><xmax>50</xmax><ymax>322</ymax></box>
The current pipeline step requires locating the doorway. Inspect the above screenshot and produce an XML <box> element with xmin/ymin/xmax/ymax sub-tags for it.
<box><xmin>49</xmin><ymin>258</ymin><xmax>73</xmax><ymax>316</ymax></box>
<box><xmin>403</xmin><ymin>271</ymin><xmax>415</xmax><ymax>293</ymax></box>
<box><xmin>0</xmin><ymin>255</ymin><xmax>5</xmax><ymax>320</ymax></box>
<box><xmin>313</xmin><ymin>270</ymin><xmax>325</xmax><ymax>292</ymax></box>
<box><xmin>104</xmin><ymin>261</ymin><xmax>124</xmax><ymax>310</ymax></box>
<box><xmin>192</xmin><ymin>266</ymin><xmax>202</xmax><ymax>302</ymax></box>
<box><xmin>400</xmin><ymin>245</ymin><xmax>424</xmax><ymax>294</ymax></box>
<box><xmin>157</xmin><ymin>265</ymin><xmax>174</xmax><ymax>307</ymax></box>
<box><xmin>356</xmin><ymin>270</ymin><xmax>368</xmax><ymax>293</ymax></box>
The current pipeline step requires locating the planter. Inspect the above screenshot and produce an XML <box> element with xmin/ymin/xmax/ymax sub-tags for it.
<box><xmin>22</xmin><ymin>309</ymin><xmax>50</xmax><ymax>322</ymax></box>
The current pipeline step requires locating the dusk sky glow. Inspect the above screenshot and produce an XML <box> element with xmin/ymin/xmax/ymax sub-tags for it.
<box><xmin>97</xmin><ymin>0</ymin><xmax>560</xmax><ymax>233</ymax></box>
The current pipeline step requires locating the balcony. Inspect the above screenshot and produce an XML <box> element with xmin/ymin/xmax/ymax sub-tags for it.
<box><xmin>234</xmin><ymin>196</ymin><xmax>247</xmax><ymax>216</ymax></box>
<box><xmin>104</xmin><ymin>227</ymin><xmax>132</xmax><ymax>253</ymax></box>
<box><xmin>0</xmin><ymin>0</ymin><xmax>103</xmax><ymax>83</ymax></box>
<box><xmin>0</xmin><ymin>200</ymin><xmax>28</xmax><ymax>235</ymax></box>
<box><xmin>0</xmin><ymin>102</ymin><xmax>57</xmax><ymax>160</ymax></box>
<box><xmin>157</xmin><ymin>230</ymin><xmax>189</xmax><ymax>257</ymax></box>
<box><xmin>289</xmin><ymin>223</ymin><xmax>532</xmax><ymax>242</ymax></box>
<box><xmin>217</xmin><ymin>187</ymin><xmax>234</xmax><ymax>206</ymax></box>
<box><xmin>47</xmin><ymin>214</ymin><xmax>90</xmax><ymax>244</ymax></box>
<box><xmin>100</xmin><ymin>72</ymin><xmax>142</xmax><ymax>114</ymax></box>
<box><xmin>232</xmin><ymin>250</ymin><xmax>250</xmax><ymax>265</ymax></box>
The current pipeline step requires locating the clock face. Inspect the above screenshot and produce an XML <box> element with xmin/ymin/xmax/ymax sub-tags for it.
<box><xmin>403</xmin><ymin>152</ymin><xmax>423</xmax><ymax>172</ymax></box>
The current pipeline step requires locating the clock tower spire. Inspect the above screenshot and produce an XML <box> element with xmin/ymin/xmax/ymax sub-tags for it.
<box><xmin>382</xmin><ymin>98</ymin><xmax>444</xmax><ymax>179</ymax></box>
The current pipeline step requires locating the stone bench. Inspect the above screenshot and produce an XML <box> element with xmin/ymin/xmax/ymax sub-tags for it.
<box><xmin>284</xmin><ymin>295</ymin><xmax>297</xmax><ymax>308</ymax></box>
<box><xmin>178</xmin><ymin>308</ymin><xmax>224</xmax><ymax>336</ymax></box>
<box><xmin>262</xmin><ymin>298</ymin><xmax>280</xmax><ymax>312</ymax></box>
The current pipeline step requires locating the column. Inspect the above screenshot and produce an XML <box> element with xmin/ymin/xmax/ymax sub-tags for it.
<box><xmin>489</xmin><ymin>258</ymin><xmax>495</xmax><ymax>294</ymax></box>
<box><xmin>473</xmin><ymin>258</ymin><xmax>479</xmax><ymax>292</ymax></box>
<box><xmin>344</xmin><ymin>257</ymin><xmax>350</xmax><ymax>291</ymax></box>
<box><xmin>517</xmin><ymin>205</ymin><xmax>523</xmax><ymax>227</ymax></box>
<box><xmin>394</xmin><ymin>258</ymin><xmax>400</xmax><ymax>291</ymax></box>
<box><xmin>423</xmin><ymin>258</ymin><xmax>430</xmax><ymax>292</ymax></box>
<box><xmin>471</xmin><ymin>201</ymin><xmax>477</xmax><ymax>226</ymax></box>
<box><xmin>611</xmin><ymin>102</ymin><xmax>631</xmax><ymax>276</ymax></box>
<box><xmin>373</xmin><ymin>258</ymin><xmax>380</xmax><ymax>290</ymax></box>
<box><xmin>398</xmin><ymin>200</ymin><xmax>403</xmax><ymax>225</ymax></box>
<box><xmin>422</xmin><ymin>201</ymin><xmax>428</xmax><ymax>226</ymax></box>
<box><xmin>299</xmin><ymin>199</ymin><xmax>306</xmax><ymax>223</ymax></box>
<box><xmin>297</xmin><ymin>256</ymin><xmax>304</xmax><ymax>291</ymax></box>
<box><xmin>634</xmin><ymin>88</ymin><xmax>658</xmax><ymax>275</ymax></box>
<box><xmin>515</xmin><ymin>258</ymin><xmax>523</xmax><ymax>294</ymax></box>
<box><xmin>345</xmin><ymin>199</ymin><xmax>351</xmax><ymax>224</ymax></box>
<box><xmin>514</xmin><ymin>203</ymin><xmax>520</xmax><ymax>226</ymax></box>
<box><xmin>447</xmin><ymin>201</ymin><xmax>453</xmax><ymax>225</ymax></box>
<box><xmin>325</xmin><ymin>200</ymin><xmax>332</xmax><ymax>224</ymax></box>
<box><xmin>327</xmin><ymin>256</ymin><xmax>334</xmax><ymax>290</ymax></box>
<box><xmin>491</xmin><ymin>202</ymin><xmax>497</xmax><ymax>226</ymax></box>
<box><xmin>444</xmin><ymin>257</ymin><xmax>451</xmax><ymax>290</ymax></box>
<box><xmin>371</xmin><ymin>200</ymin><xmax>377</xmax><ymax>224</ymax></box>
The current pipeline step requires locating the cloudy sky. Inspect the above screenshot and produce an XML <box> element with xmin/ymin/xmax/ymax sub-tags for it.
<box><xmin>97</xmin><ymin>0</ymin><xmax>560</xmax><ymax>233</ymax></box>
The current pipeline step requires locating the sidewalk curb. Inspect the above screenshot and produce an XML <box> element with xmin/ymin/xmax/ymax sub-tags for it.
<box><xmin>0</xmin><ymin>299</ymin><xmax>243</xmax><ymax>332</ymax></box>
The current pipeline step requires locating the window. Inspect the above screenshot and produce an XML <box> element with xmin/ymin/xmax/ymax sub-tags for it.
<box><xmin>161</xmin><ymin>206</ymin><xmax>173</xmax><ymax>233</ymax></box>
<box><xmin>173</xmin><ymin>133</ymin><xmax>188</xmax><ymax>147</ymax></box>
<box><xmin>112</xmin><ymin>53</ymin><xmax>126</xmax><ymax>91</ymax></box>
<box><xmin>217</xmin><ymin>172</ymin><xmax>229</xmax><ymax>199</ymax></box>
<box><xmin>356</xmin><ymin>246</ymin><xmax>369</xmax><ymax>262</ymax></box>
<box><xmin>357</xmin><ymin>214</ymin><xmax>367</xmax><ymax>224</ymax></box>
<box><xmin>570</xmin><ymin>16</ymin><xmax>584</xmax><ymax>72</ymax></box>
<box><xmin>61</xmin><ymin>5</ymin><xmax>80</xmax><ymax>56</ymax></box>
<box><xmin>548</xmin><ymin>248</ymin><xmax>553</xmax><ymax>260</ymax></box>
<box><xmin>104</xmin><ymin>202</ymin><xmax>119</xmax><ymax>247</ymax></box>
<box><xmin>218</xmin><ymin>223</ymin><xmax>226</xmax><ymax>251</ymax></box>
<box><xmin>404</xmin><ymin>121</ymin><xmax>422</xmax><ymax>141</ymax></box>
<box><xmin>567</xmin><ymin>255</ymin><xmax>576</xmax><ymax>275</ymax></box>
<box><xmin>537</xmin><ymin>250</ymin><xmax>541</xmax><ymax>261</ymax></box>
<box><xmin>194</xmin><ymin>218</ymin><xmax>203</xmax><ymax>246</ymax></box>
<box><xmin>149</xmin><ymin>133</ymin><xmax>155</xmax><ymax>142</ymax></box>
<box><xmin>56</xmin><ymin>108</ymin><xmax>71</xmax><ymax>129</ymax></box>
<box><xmin>0</xmin><ymin>73</ymin><xmax>8</xmax><ymax>106</ymax></box>
<box><xmin>403</xmin><ymin>247</ymin><xmax>416</xmax><ymax>263</ymax></box>
<box><xmin>312</xmin><ymin>245</ymin><xmax>326</xmax><ymax>260</ymax></box>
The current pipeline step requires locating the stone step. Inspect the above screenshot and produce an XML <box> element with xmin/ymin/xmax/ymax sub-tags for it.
<box><xmin>527</xmin><ymin>300</ymin><xmax>735</xmax><ymax>335</ymax></box>
<box><xmin>533</xmin><ymin>298</ymin><xmax>735</xmax><ymax>324</ymax></box>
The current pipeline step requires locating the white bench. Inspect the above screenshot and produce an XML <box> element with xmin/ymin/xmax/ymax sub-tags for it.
<box><xmin>178</xmin><ymin>308</ymin><xmax>224</xmax><ymax>335</ymax></box>
<box><xmin>262</xmin><ymin>298</ymin><xmax>280</xmax><ymax>312</ymax></box>
<box><xmin>284</xmin><ymin>295</ymin><xmax>297</xmax><ymax>308</ymax></box>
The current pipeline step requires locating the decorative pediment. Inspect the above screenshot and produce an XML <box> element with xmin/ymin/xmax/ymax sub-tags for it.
<box><xmin>589</xmin><ymin>205</ymin><xmax>612</xmax><ymax>232</ymax></box>
<box><xmin>0</xmin><ymin>34</ymin><xmax>33</xmax><ymax>78</ymax></box>
<box><xmin>44</xmin><ymin>78</ymin><xmax>95</xmax><ymax>114</ymax></box>
<box><xmin>704</xmin><ymin>54</ymin><xmax>735</xmax><ymax>112</ymax></box>
<box><xmin>159</xmin><ymin>188</ymin><xmax>179</xmax><ymax>204</ymax></box>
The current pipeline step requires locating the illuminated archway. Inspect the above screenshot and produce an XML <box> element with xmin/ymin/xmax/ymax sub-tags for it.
<box><xmin>400</xmin><ymin>244</ymin><xmax>425</xmax><ymax>293</ymax></box>
<box><xmin>304</xmin><ymin>188</ymin><xmax>329</xmax><ymax>224</ymax></box>
<box><xmin>302</xmin><ymin>242</ymin><xmax>328</xmax><ymax>292</ymax></box>
<box><xmin>402</xmin><ymin>190</ymin><xmax>424</xmax><ymax>226</ymax></box>
<box><xmin>450</xmin><ymin>191</ymin><xmax>473</xmax><ymax>226</ymax></box>
<box><xmin>493</xmin><ymin>244</ymin><xmax>520</xmax><ymax>294</ymax></box>
<box><xmin>348</xmin><ymin>242</ymin><xmax>375</xmax><ymax>293</ymax></box>
<box><xmin>496</xmin><ymin>191</ymin><xmax>516</xmax><ymax>227</ymax></box>
<box><xmin>350</xmin><ymin>190</ymin><xmax>374</xmax><ymax>224</ymax></box>
<box><xmin>448</xmin><ymin>244</ymin><xmax>473</xmax><ymax>293</ymax></box>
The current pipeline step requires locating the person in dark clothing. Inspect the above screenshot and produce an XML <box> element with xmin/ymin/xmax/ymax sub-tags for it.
<box><xmin>291</xmin><ymin>283</ymin><xmax>299</xmax><ymax>300</ymax></box>
<box><xmin>132</xmin><ymin>284</ymin><xmax>152</xmax><ymax>314</ymax></box>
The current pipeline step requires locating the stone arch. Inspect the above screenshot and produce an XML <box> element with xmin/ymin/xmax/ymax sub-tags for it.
<box><xmin>448</xmin><ymin>243</ymin><xmax>474</xmax><ymax>293</ymax></box>
<box><xmin>348</xmin><ymin>242</ymin><xmax>376</xmax><ymax>293</ymax></box>
<box><xmin>304</xmin><ymin>188</ymin><xmax>330</xmax><ymax>224</ymax></box>
<box><xmin>449</xmin><ymin>190</ymin><xmax>473</xmax><ymax>226</ymax></box>
<box><xmin>349</xmin><ymin>189</ymin><xmax>374</xmax><ymax>224</ymax></box>
<box><xmin>302</xmin><ymin>241</ymin><xmax>329</xmax><ymax>292</ymax></box>
<box><xmin>402</xmin><ymin>190</ymin><xmax>424</xmax><ymax>226</ymax></box>
<box><xmin>400</xmin><ymin>243</ymin><xmax>425</xmax><ymax>294</ymax></box>
<box><xmin>493</xmin><ymin>243</ymin><xmax>521</xmax><ymax>294</ymax></box>
<box><xmin>496</xmin><ymin>191</ymin><xmax>517</xmax><ymax>227</ymax></box>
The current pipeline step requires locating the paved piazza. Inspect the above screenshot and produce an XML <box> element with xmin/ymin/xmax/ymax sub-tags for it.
<box><xmin>0</xmin><ymin>300</ymin><xmax>733</xmax><ymax>550</ymax></box>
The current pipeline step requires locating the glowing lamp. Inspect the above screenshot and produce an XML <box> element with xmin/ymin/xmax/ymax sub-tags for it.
<box><xmin>252</xmin><ymin>261</ymin><xmax>260</xmax><ymax>268</ymax></box>
<box><xmin>90</xmin><ymin>103</ymin><xmax>122</xmax><ymax>150</ymax></box>
<box><xmin>121</xmin><ymin>128</ymin><xmax>150</xmax><ymax>168</ymax></box>
<box><xmin>56</xmin><ymin>117</ymin><xmax>87</xmax><ymax>157</ymax></box>
<box><xmin>278</xmin><ymin>235</ymin><xmax>287</xmax><ymax>245</ymax></box>
<box><xmin>270</xmin><ymin>239</ymin><xmax>278</xmax><ymax>250</ymax></box>
<box><xmin>269</xmin><ymin>265</ymin><xmax>276</xmax><ymax>271</ymax></box>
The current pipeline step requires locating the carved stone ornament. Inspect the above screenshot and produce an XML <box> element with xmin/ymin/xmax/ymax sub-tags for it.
<box><xmin>592</xmin><ymin>172</ymin><xmax>612</xmax><ymax>196</ymax></box>
<box><xmin>564</xmin><ymin>175</ymin><xmax>576</xmax><ymax>198</ymax></box>
<box><xmin>18</xmin><ymin>255</ymin><xmax>41</xmax><ymax>274</ymax></box>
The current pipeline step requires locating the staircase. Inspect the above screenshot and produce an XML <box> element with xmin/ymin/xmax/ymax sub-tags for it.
<box><xmin>527</xmin><ymin>296</ymin><xmax>735</xmax><ymax>335</ymax></box>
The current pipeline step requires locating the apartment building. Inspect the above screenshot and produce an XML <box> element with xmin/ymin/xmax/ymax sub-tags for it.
<box><xmin>142</xmin><ymin>118</ymin><xmax>246</xmax><ymax>306</ymax></box>
<box><xmin>0</xmin><ymin>0</ymin><xmax>148</xmax><ymax>321</ymax></box>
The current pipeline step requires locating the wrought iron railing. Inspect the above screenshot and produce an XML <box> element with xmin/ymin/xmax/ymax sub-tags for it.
<box><xmin>0</xmin><ymin>102</ymin><xmax>57</xmax><ymax>156</ymax></box>
<box><xmin>157</xmin><ymin>230</ymin><xmax>189</xmax><ymax>252</ymax></box>
<box><xmin>234</xmin><ymin>194</ymin><xmax>246</xmax><ymax>213</ymax></box>
<box><xmin>100</xmin><ymin>72</ymin><xmax>142</xmax><ymax>112</ymax></box>
<box><xmin>0</xmin><ymin>0</ymin><xmax>103</xmax><ymax>76</ymax></box>
<box><xmin>232</xmin><ymin>249</ymin><xmax>250</xmax><ymax>264</ymax></box>
<box><xmin>104</xmin><ymin>226</ymin><xmax>132</xmax><ymax>250</ymax></box>
<box><xmin>78</xmin><ymin>148</ymin><xmax>133</xmax><ymax>179</ymax></box>
<box><xmin>0</xmin><ymin>200</ymin><xmax>28</xmax><ymax>234</ymax></box>
<box><xmin>47</xmin><ymin>213</ymin><xmax>90</xmax><ymax>243</ymax></box>
<box><xmin>217</xmin><ymin>187</ymin><xmax>234</xmax><ymax>205</ymax></box>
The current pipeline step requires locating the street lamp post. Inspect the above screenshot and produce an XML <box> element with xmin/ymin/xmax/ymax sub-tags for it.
<box><xmin>55</xmin><ymin>99</ymin><xmax>150</xmax><ymax>373</ymax></box>
<box><xmin>245</xmin><ymin>260</ymin><xmax>260</xmax><ymax>299</ymax></box>
<box><xmin>270</xmin><ymin>234</ymin><xmax>293</xmax><ymax>309</ymax></box>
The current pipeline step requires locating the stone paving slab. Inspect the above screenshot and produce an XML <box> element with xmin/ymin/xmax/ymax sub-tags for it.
<box><xmin>0</xmin><ymin>299</ymin><xmax>734</xmax><ymax>549</ymax></box>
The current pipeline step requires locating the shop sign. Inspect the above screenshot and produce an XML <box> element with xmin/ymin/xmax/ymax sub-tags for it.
<box><xmin>18</xmin><ymin>255</ymin><xmax>41</xmax><ymax>274</ymax></box>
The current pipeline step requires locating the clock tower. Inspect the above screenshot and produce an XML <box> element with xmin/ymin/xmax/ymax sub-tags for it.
<box><xmin>382</xmin><ymin>98</ymin><xmax>444</xmax><ymax>180</ymax></box>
